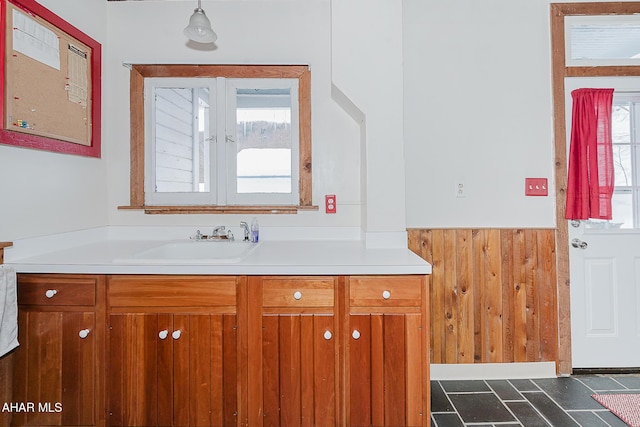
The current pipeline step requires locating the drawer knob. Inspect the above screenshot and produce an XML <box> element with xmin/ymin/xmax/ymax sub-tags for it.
<box><xmin>293</xmin><ymin>291</ymin><xmax>302</xmax><ymax>300</ymax></box>
<box><xmin>172</xmin><ymin>330</ymin><xmax>182</xmax><ymax>340</ymax></box>
<box><xmin>382</xmin><ymin>290</ymin><xmax>391</xmax><ymax>300</ymax></box>
<box><xmin>78</xmin><ymin>329</ymin><xmax>90</xmax><ymax>339</ymax></box>
<box><xmin>158</xmin><ymin>330</ymin><xmax>169</xmax><ymax>340</ymax></box>
<box><xmin>352</xmin><ymin>330</ymin><xmax>361</xmax><ymax>340</ymax></box>
<box><xmin>45</xmin><ymin>289</ymin><xmax>58</xmax><ymax>299</ymax></box>
<box><xmin>323</xmin><ymin>330</ymin><xmax>332</xmax><ymax>340</ymax></box>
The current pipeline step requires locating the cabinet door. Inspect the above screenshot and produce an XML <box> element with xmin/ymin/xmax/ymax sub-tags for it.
<box><xmin>108</xmin><ymin>313</ymin><xmax>238</xmax><ymax>427</ymax></box>
<box><xmin>12</xmin><ymin>310</ymin><xmax>96</xmax><ymax>426</ymax></box>
<box><xmin>248</xmin><ymin>276</ymin><xmax>339</xmax><ymax>427</ymax></box>
<box><xmin>262</xmin><ymin>314</ymin><xmax>337</xmax><ymax>426</ymax></box>
<box><xmin>347</xmin><ymin>313</ymin><xmax>426</xmax><ymax>427</ymax></box>
<box><xmin>346</xmin><ymin>275</ymin><xmax>429</xmax><ymax>427</ymax></box>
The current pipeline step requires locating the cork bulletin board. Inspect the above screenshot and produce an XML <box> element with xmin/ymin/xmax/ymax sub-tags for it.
<box><xmin>0</xmin><ymin>0</ymin><xmax>101</xmax><ymax>157</ymax></box>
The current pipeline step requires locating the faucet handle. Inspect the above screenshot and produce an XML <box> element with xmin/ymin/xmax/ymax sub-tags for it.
<box><xmin>191</xmin><ymin>230</ymin><xmax>204</xmax><ymax>240</ymax></box>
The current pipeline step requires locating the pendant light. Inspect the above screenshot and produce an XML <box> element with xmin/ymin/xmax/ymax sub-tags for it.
<box><xmin>184</xmin><ymin>0</ymin><xmax>217</xmax><ymax>44</ymax></box>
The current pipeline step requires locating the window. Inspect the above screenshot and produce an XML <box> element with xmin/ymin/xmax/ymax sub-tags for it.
<box><xmin>124</xmin><ymin>65</ymin><xmax>314</xmax><ymax>214</ymax></box>
<box><xmin>145</xmin><ymin>77</ymin><xmax>299</xmax><ymax>206</ymax></box>
<box><xmin>565</xmin><ymin>16</ymin><xmax>640</xmax><ymax>66</ymax></box>
<box><xmin>609</xmin><ymin>93</ymin><xmax>640</xmax><ymax>228</ymax></box>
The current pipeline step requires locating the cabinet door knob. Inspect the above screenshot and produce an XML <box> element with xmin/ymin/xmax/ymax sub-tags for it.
<box><xmin>78</xmin><ymin>329</ymin><xmax>90</xmax><ymax>339</ymax></box>
<box><xmin>293</xmin><ymin>291</ymin><xmax>302</xmax><ymax>300</ymax></box>
<box><xmin>352</xmin><ymin>330</ymin><xmax>361</xmax><ymax>340</ymax></box>
<box><xmin>172</xmin><ymin>330</ymin><xmax>182</xmax><ymax>340</ymax></box>
<box><xmin>45</xmin><ymin>289</ymin><xmax>58</xmax><ymax>299</ymax></box>
<box><xmin>323</xmin><ymin>330</ymin><xmax>332</xmax><ymax>340</ymax></box>
<box><xmin>382</xmin><ymin>290</ymin><xmax>391</xmax><ymax>300</ymax></box>
<box><xmin>158</xmin><ymin>330</ymin><xmax>169</xmax><ymax>340</ymax></box>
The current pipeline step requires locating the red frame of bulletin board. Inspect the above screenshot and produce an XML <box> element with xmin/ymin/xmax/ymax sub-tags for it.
<box><xmin>0</xmin><ymin>0</ymin><xmax>101</xmax><ymax>157</ymax></box>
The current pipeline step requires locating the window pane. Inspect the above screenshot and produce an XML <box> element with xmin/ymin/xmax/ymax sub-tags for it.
<box><xmin>235</xmin><ymin>89</ymin><xmax>292</xmax><ymax>194</ymax></box>
<box><xmin>566</xmin><ymin>16</ymin><xmax>640</xmax><ymax>65</ymax></box>
<box><xmin>612</xmin><ymin>103</ymin><xmax>630</xmax><ymax>143</ymax></box>
<box><xmin>612</xmin><ymin>190</ymin><xmax>634</xmax><ymax>228</ymax></box>
<box><xmin>613</xmin><ymin>145</ymin><xmax>632</xmax><ymax>186</ymax></box>
<box><xmin>612</xmin><ymin>100</ymin><xmax>635</xmax><ymax>223</ymax></box>
<box><xmin>570</xmin><ymin>24</ymin><xmax>640</xmax><ymax>60</ymax></box>
<box><xmin>154</xmin><ymin>87</ymin><xmax>210</xmax><ymax>193</ymax></box>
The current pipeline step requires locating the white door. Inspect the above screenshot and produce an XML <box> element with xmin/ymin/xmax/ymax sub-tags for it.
<box><xmin>568</xmin><ymin>220</ymin><xmax>640</xmax><ymax>368</ymax></box>
<box><xmin>567</xmin><ymin>77</ymin><xmax>640</xmax><ymax>368</ymax></box>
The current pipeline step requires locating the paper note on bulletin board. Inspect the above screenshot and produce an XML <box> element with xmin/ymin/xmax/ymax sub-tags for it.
<box><xmin>4</xmin><ymin>3</ymin><xmax>92</xmax><ymax>146</ymax></box>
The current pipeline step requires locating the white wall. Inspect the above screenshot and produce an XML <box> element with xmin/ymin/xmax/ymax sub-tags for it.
<box><xmin>105</xmin><ymin>0</ymin><xmax>362</xmax><ymax>232</ymax></box>
<box><xmin>403</xmin><ymin>0</ymin><xmax>557</xmax><ymax>228</ymax></box>
<box><xmin>3</xmin><ymin>0</ymin><xmax>600</xmax><ymax>244</ymax></box>
<box><xmin>331</xmin><ymin>0</ymin><xmax>408</xmax><ymax>247</ymax></box>
<box><xmin>0</xmin><ymin>0</ymin><xmax>108</xmax><ymax>241</ymax></box>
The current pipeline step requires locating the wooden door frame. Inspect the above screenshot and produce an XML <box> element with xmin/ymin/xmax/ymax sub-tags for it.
<box><xmin>551</xmin><ymin>2</ymin><xmax>640</xmax><ymax>375</ymax></box>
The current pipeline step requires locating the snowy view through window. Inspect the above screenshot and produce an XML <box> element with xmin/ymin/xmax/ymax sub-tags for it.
<box><xmin>235</xmin><ymin>108</ymin><xmax>292</xmax><ymax>194</ymax></box>
<box><xmin>609</xmin><ymin>97</ymin><xmax>639</xmax><ymax>228</ymax></box>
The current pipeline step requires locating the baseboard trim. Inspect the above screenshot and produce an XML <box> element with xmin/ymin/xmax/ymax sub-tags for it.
<box><xmin>572</xmin><ymin>367</ymin><xmax>640</xmax><ymax>375</ymax></box>
<box><xmin>430</xmin><ymin>362</ymin><xmax>557</xmax><ymax>380</ymax></box>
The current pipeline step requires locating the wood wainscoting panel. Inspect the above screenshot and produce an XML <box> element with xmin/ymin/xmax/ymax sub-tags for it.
<box><xmin>0</xmin><ymin>352</ymin><xmax>12</xmax><ymax>426</ymax></box>
<box><xmin>408</xmin><ymin>229</ymin><xmax>558</xmax><ymax>366</ymax></box>
<box><xmin>0</xmin><ymin>242</ymin><xmax>14</xmax><ymax>426</ymax></box>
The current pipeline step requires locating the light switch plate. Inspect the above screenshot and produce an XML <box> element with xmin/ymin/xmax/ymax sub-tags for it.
<box><xmin>525</xmin><ymin>178</ymin><xmax>548</xmax><ymax>196</ymax></box>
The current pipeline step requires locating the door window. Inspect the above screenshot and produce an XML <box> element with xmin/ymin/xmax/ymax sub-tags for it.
<box><xmin>606</xmin><ymin>93</ymin><xmax>640</xmax><ymax>228</ymax></box>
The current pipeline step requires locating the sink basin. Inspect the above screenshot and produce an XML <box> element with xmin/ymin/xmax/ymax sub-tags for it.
<box><xmin>121</xmin><ymin>240</ymin><xmax>261</xmax><ymax>264</ymax></box>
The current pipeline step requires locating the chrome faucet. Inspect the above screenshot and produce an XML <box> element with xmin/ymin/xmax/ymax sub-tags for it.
<box><xmin>240</xmin><ymin>221</ymin><xmax>250</xmax><ymax>241</ymax></box>
<box><xmin>191</xmin><ymin>226</ymin><xmax>233</xmax><ymax>240</ymax></box>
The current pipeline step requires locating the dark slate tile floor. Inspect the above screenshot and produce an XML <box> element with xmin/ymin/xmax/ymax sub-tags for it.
<box><xmin>431</xmin><ymin>375</ymin><xmax>640</xmax><ymax>427</ymax></box>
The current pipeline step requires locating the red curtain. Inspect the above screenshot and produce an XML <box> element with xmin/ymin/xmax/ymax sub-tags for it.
<box><xmin>565</xmin><ymin>88</ymin><xmax>615</xmax><ymax>220</ymax></box>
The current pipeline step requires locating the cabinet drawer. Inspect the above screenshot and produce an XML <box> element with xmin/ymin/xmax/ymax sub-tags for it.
<box><xmin>108</xmin><ymin>275</ymin><xmax>237</xmax><ymax>307</ymax></box>
<box><xmin>18</xmin><ymin>276</ymin><xmax>96</xmax><ymax>306</ymax></box>
<box><xmin>262</xmin><ymin>277</ymin><xmax>335</xmax><ymax>308</ymax></box>
<box><xmin>349</xmin><ymin>276</ymin><xmax>423</xmax><ymax>307</ymax></box>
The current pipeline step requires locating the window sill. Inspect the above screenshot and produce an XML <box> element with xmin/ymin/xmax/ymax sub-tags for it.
<box><xmin>117</xmin><ymin>205</ymin><xmax>319</xmax><ymax>215</ymax></box>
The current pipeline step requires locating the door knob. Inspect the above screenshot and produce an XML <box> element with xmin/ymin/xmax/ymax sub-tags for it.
<box><xmin>571</xmin><ymin>238</ymin><xmax>588</xmax><ymax>249</ymax></box>
<box><xmin>78</xmin><ymin>329</ymin><xmax>90</xmax><ymax>339</ymax></box>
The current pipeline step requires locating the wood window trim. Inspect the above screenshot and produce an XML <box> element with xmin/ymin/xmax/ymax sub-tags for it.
<box><xmin>550</xmin><ymin>2</ymin><xmax>640</xmax><ymax>375</ymax></box>
<box><xmin>119</xmin><ymin>64</ymin><xmax>316</xmax><ymax>214</ymax></box>
<box><xmin>0</xmin><ymin>242</ymin><xmax>12</xmax><ymax>264</ymax></box>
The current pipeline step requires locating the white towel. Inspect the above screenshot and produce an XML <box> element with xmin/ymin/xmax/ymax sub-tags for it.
<box><xmin>0</xmin><ymin>265</ymin><xmax>18</xmax><ymax>357</ymax></box>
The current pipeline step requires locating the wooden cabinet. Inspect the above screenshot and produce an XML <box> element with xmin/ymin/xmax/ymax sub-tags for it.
<box><xmin>14</xmin><ymin>272</ymin><xmax>429</xmax><ymax>427</ymax></box>
<box><xmin>345</xmin><ymin>276</ymin><xmax>430</xmax><ymax>427</ymax></box>
<box><xmin>12</xmin><ymin>274</ymin><xmax>105</xmax><ymax>427</ymax></box>
<box><xmin>106</xmin><ymin>275</ymin><xmax>242</xmax><ymax>427</ymax></box>
<box><xmin>247</xmin><ymin>276</ymin><xmax>340</xmax><ymax>427</ymax></box>
<box><xmin>248</xmin><ymin>275</ymin><xmax>430</xmax><ymax>427</ymax></box>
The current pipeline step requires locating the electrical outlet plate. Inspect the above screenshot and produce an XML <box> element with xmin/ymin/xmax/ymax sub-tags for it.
<box><xmin>455</xmin><ymin>182</ymin><xmax>465</xmax><ymax>198</ymax></box>
<box><xmin>325</xmin><ymin>194</ymin><xmax>336</xmax><ymax>213</ymax></box>
<box><xmin>525</xmin><ymin>178</ymin><xmax>548</xmax><ymax>196</ymax></box>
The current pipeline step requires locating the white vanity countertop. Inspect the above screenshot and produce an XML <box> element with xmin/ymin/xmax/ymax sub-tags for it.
<box><xmin>4</xmin><ymin>227</ymin><xmax>432</xmax><ymax>276</ymax></box>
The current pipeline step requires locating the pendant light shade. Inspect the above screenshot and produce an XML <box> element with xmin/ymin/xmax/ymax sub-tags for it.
<box><xmin>184</xmin><ymin>0</ymin><xmax>217</xmax><ymax>44</ymax></box>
